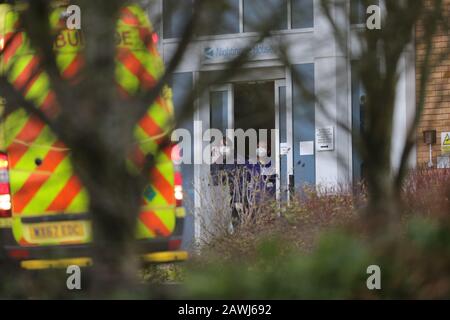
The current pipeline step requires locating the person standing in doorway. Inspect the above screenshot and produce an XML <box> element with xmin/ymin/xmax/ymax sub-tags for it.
<box><xmin>256</xmin><ymin>140</ymin><xmax>277</xmax><ymax>197</ymax></box>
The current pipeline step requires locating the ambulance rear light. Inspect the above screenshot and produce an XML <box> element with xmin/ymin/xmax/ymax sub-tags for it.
<box><xmin>152</xmin><ymin>32</ymin><xmax>159</xmax><ymax>44</ymax></box>
<box><xmin>174</xmin><ymin>166</ymin><xmax>183</xmax><ymax>207</ymax></box>
<box><xmin>174</xmin><ymin>181</ymin><xmax>183</xmax><ymax>207</ymax></box>
<box><xmin>168</xmin><ymin>239</ymin><xmax>182</xmax><ymax>251</ymax></box>
<box><xmin>8</xmin><ymin>249</ymin><xmax>29</xmax><ymax>260</ymax></box>
<box><xmin>171</xmin><ymin>144</ymin><xmax>183</xmax><ymax>207</ymax></box>
<box><xmin>0</xmin><ymin>152</ymin><xmax>12</xmax><ymax>218</ymax></box>
<box><xmin>0</xmin><ymin>195</ymin><xmax>11</xmax><ymax>211</ymax></box>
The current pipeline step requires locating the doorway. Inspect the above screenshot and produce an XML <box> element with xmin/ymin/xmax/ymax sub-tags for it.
<box><xmin>209</xmin><ymin>79</ymin><xmax>289</xmax><ymax>200</ymax></box>
<box><xmin>234</xmin><ymin>81</ymin><xmax>275</xmax><ymax>160</ymax></box>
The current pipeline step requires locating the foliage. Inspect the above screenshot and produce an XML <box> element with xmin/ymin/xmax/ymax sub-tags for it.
<box><xmin>175</xmin><ymin>169</ymin><xmax>450</xmax><ymax>299</ymax></box>
<box><xmin>140</xmin><ymin>263</ymin><xmax>185</xmax><ymax>284</ymax></box>
<box><xmin>178</xmin><ymin>216</ymin><xmax>450</xmax><ymax>299</ymax></box>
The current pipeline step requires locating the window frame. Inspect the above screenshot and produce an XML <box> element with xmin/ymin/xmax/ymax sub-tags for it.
<box><xmin>162</xmin><ymin>0</ymin><xmax>194</xmax><ymax>40</ymax></box>
<box><xmin>350</xmin><ymin>0</ymin><xmax>381</xmax><ymax>26</ymax></box>
<box><xmin>242</xmin><ymin>0</ymin><xmax>289</xmax><ymax>33</ymax></box>
<box><xmin>162</xmin><ymin>0</ymin><xmax>315</xmax><ymax>40</ymax></box>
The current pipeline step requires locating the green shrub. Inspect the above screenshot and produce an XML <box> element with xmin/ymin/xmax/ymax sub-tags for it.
<box><xmin>179</xmin><ymin>216</ymin><xmax>450</xmax><ymax>299</ymax></box>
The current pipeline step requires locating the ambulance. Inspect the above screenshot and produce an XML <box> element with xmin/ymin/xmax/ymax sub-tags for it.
<box><xmin>0</xmin><ymin>1</ymin><xmax>187</xmax><ymax>269</ymax></box>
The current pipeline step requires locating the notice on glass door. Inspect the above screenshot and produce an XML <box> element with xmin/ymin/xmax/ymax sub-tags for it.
<box><xmin>316</xmin><ymin>126</ymin><xmax>334</xmax><ymax>152</ymax></box>
<box><xmin>300</xmin><ymin>141</ymin><xmax>314</xmax><ymax>156</ymax></box>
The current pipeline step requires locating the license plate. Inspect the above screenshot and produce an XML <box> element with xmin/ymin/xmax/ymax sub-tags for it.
<box><xmin>26</xmin><ymin>221</ymin><xmax>87</xmax><ymax>243</ymax></box>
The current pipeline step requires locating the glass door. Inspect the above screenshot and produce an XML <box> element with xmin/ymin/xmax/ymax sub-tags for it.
<box><xmin>275</xmin><ymin>80</ymin><xmax>289</xmax><ymax>201</ymax></box>
<box><xmin>209</xmin><ymin>84</ymin><xmax>234</xmax><ymax>165</ymax></box>
<box><xmin>210</xmin><ymin>84</ymin><xmax>234</xmax><ymax>133</ymax></box>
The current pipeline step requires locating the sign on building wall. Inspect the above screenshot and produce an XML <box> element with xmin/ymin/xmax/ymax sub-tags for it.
<box><xmin>316</xmin><ymin>126</ymin><xmax>334</xmax><ymax>152</ymax></box>
<box><xmin>441</xmin><ymin>132</ymin><xmax>450</xmax><ymax>154</ymax></box>
<box><xmin>437</xmin><ymin>156</ymin><xmax>450</xmax><ymax>169</ymax></box>
<box><xmin>202</xmin><ymin>39</ymin><xmax>277</xmax><ymax>64</ymax></box>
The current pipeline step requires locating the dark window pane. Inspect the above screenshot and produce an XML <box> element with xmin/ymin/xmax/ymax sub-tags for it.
<box><xmin>244</xmin><ymin>0</ymin><xmax>288</xmax><ymax>32</ymax></box>
<box><xmin>291</xmin><ymin>0</ymin><xmax>314</xmax><ymax>29</ymax></box>
<box><xmin>350</xmin><ymin>0</ymin><xmax>379</xmax><ymax>25</ymax></box>
<box><xmin>197</xmin><ymin>0</ymin><xmax>239</xmax><ymax>36</ymax></box>
<box><xmin>350</xmin><ymin>0</ymin><xmax>361</xmax><ymax>24</ymax></box>
<box><xmin>163</xmin><ymin>0</ymin><xmax>192</xmax><ymax>39</ymax></box>
<box><xmin>210</xmin><ymin>91</ymin><xmax>228</xmax><ymax>133</ymax></box>
<box><xmin>351</xmin><ymin>61</ymin><xmax>366</xmax><ymax>183</ymax></box>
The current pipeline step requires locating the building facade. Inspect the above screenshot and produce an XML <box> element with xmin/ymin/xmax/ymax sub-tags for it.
<box><xmin>416</xmin><ymin>0</ymin><xmax>450</xmax><ymax>167</ymax></box>
<box><xmin>148</xmin><ymin>0</ymin><xmax>417</xmax><ymax>245</ymax></box>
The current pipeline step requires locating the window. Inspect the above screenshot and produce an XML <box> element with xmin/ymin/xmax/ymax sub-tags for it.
<box><xmin>210</xmin><ymin>91</ymin><xmax>229</xmax><ymax>133</ymax></box>
<box><xmin>350</xmin><ymin>0</ymin><xmax>379</xmax><ymax>25</ymax></box>
<box><xmin>291</xmin><ymin>0</ymin><xmax>314</xmax><ymax>29</ymax></box>
<box><xmin>163</xmin><ymin>0</ymin><xmax>192</xmax><ymax>39</ymax></box>
<box><xmin>163</xmin><ymin>0</ymin><xmax>315</xmax><ymax>39</ymax></box>
<box><xmin>351</xmin><ymin>61</ymin><xmax>366</xmax><ymax>183</ymax></box>
<box><xmin>243</xmin><ymin>0</ymin><xmax>288</xmax><ymax>33</ymax></box>
<box><xmin>197</xmin><ymin>0</ymin><xmax>240</xmax><ymax>36</ymax></box>
<box><xmin>243</xmin><ymin>0</ymin><xmax>314</xmax><ymax>32</ymax></box>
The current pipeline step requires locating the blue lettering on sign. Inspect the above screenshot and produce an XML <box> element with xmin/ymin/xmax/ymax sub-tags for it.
<box><xmin>204</xmin><ymin>44</ymin><xmax>275</xmax><ymax>61</ymax></box>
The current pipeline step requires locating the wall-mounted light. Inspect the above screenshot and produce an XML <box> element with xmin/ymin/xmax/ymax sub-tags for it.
<box><xmin>423</xmin><ymin>130</ymin><xmax>436</xmax><ymax>168</ymax></box>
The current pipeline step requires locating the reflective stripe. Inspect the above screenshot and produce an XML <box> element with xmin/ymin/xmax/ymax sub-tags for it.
<box><xmin>46</xmin><ymin>175</ymin><xmax>82</xmax><ymax>212</ymax></box>
<box><xmin>141</xmin><ymin>251</ymin><xmax>188</xmax><ymax>263</ymax></box>
<box><xmin>20</xmin><ymin>251</ymin><xmax>188</xmax><ymax>270</ymax></box>
<box><xmin>117</xmin><ymin>48</ymin><xmax>156</xmax><ymax>88</ymax></box>
<box><xmin>8</xmin><ymin>117</ymin><xmax>45</xmax><ymax>167</ymax></box>
<box><xmin>40</xmin><ymin>91</ymin><xmax>57</xmax><ymax>113</ymax></box>
<box><xmin>3</xmin><ymin>32</ymin><xmax>23</xmax><ymax>64</ymax></box>
<box><xmin>25</xmin><ymin>162</ymin><xmax>74</xmax><ymax>214</ymax></box>
<box><xmin>19</xmin><ymin>237</ymin><xmax>30</xmax><ymax>246</ymax></box>
<box><xmin>6</xmin><ymin>91</ymin><xmax>56</xmax><ymax>169</ymax></box>
<box><xmin>122</xmin><ymin>5</ymin><xmax>158</xmax><ymax>54</ymax></box>
<box><xmin>120</xmin><ymin>7</ymin><xmax>141</xmax><ymax>26</ymax></box>
<box><xmin>139</xmin><ymin>211</ymin><xmax>170</xmax><ymax>237</ymax></box>
<box><xmin>23</xmin><ymin>70</ymin><xmax>43</xmax><ymax>96</ymax></box>
<box><xmin>157</xmin><ymin>96</ymin><xmax>171</xmax><ymax>114</ymax></box>
<box><xmin>21</xmin><ymin>257</ymin><xmax>92</xmax><ymax>270</ymax></box>
<box><xmin>62</xmin><ymin>53</ymin><xmax>83</xmax><ymax>80</ymax></box>
<box><xmin>13</xmin><ymin>56</ymin><xmax>39</xmax><ymax>90</ymax></box>
<box><xmin>12</xmin><ymin>141</ymin><xmax>67</xmax><ymax>213</ymax></box>
<box><xmin>138</xmin><ymin>113</ymin><xmax>164</xmax><ymax>138</ymax></box>
<box><xmin>150</xmin><ymin>167</ymin><xmax>174</xmax><ymax>205</ymax></box>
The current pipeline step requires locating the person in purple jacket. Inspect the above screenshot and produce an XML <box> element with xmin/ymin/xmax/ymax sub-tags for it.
<box><xmin>254</xmin><ymin>141</ymin><xmax>277</xmax><ymax>197</ymax></box>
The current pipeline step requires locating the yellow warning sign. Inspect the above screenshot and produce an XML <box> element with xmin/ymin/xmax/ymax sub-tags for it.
<box><xmin>444</xmin><ymin>135</ymin><xmax>450</xmax><ymax>145</ymax></box>
<box><xmin>441</xmin><ymin>132</ymin><xmax>450</xmax><ymax>154</ymax></box>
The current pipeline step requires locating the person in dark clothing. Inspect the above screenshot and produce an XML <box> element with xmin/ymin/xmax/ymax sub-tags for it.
<box><xmin>210</xmin><ymin>137</ymin><xmax>241</xmax><ymax>227</ymax></box>
<box><xmin>255</xmin><ymin>140</ymin><xmax>277</xmax><ymax>198</ymax></box>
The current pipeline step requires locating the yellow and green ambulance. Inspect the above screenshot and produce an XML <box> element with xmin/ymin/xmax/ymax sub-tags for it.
<box><xmin>0</xmin><ymin>1</ymin><xmax>187</xmax><ymax>269</ymax></box>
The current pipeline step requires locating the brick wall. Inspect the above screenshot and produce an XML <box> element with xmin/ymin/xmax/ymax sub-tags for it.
<box><xmin>416</xmin><ymin>0</ymin><xmax>450</xmax><ymax>166</ymax></box>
